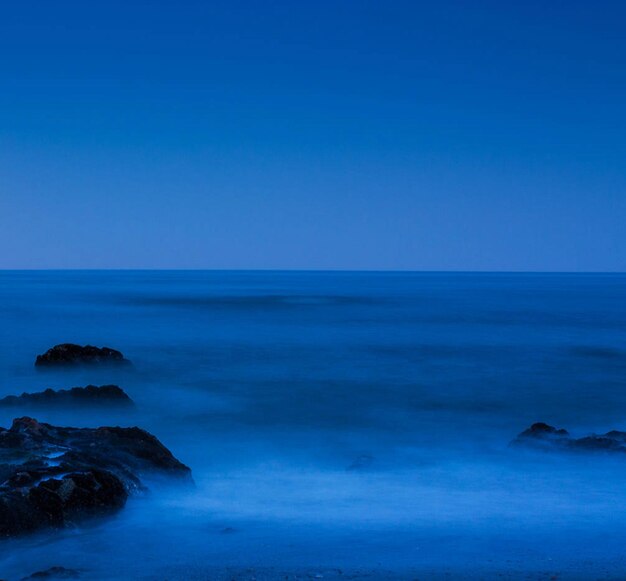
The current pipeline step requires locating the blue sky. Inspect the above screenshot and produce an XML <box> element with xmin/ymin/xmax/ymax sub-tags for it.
<box><xmin>1</xmin><ymin>0</ymin><xmax>625</xmax><ymax>270</ymax></box>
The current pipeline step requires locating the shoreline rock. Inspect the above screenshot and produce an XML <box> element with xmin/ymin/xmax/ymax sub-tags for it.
<box><xmin>0</xmin><ymin>417</ymin><xmax>191</xmax><ymax>538</ymax></box>
<box><xmin>35</xmin><ymin>344</ymin><xmax>132</xmax><ymax>368</ymax></box>
<box><xmin>512</xmin><ymin>422</ymin><xmax>626</xmax><ymax>454</ymax></box>
<box><xmin>0</xmin><ymin>385</ymin><xmax>134</xmax><ymax>408</ymax></box>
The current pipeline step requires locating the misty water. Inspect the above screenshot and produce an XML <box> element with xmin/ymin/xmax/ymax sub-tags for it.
<box><xmin>1</xmin><ymin>271</ymin><xmax>626</xmax><ymax>580</ymax></box>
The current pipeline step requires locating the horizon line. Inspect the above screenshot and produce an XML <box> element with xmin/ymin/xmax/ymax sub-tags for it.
<box><xmin>1</xmin><ymin>268</ymin><xmax>625</xmax><ymax>275</ymax></box>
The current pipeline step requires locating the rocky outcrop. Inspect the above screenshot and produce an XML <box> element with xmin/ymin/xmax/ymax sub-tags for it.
<box><xmin>35</xmin><ymin>344</ymin><xmax>131</xmax><ymax>368</ymax></box>
<box><xmin>0</xmin><ymin>385</ymin><xmax>134</xmax><ymax>408</ymax></box>
<box><xmin>0</xmin><ymin>417</ymin><xmax>191</xmax><ymax>537</ymax></box>
<box><xmin>512</xmin><ymin>422</ymin><xmax>626</xmax><ymax>453</ymax></box>
<box><xmin>0</xmin><ymin>385</ymin><xmax>133</xmax><ymax>408</ymax></box>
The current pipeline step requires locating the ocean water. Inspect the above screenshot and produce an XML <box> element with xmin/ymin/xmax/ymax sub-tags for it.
<box><xmin>1</xmin><ymin>271</ymin><xmax>626</xmax><ymax>580</ymax></box>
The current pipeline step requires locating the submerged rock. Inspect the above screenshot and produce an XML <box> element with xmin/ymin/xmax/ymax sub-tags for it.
<box><xmin>0</xmin><ymin>417</ymin><xmax>191</xmax><ymax>538</ymax></box>
<box><xmin>35</xmin><ymin>344</ymin><xmax>131</xmax><ymax>368</ymax></box>
<box><xmin>0</xmin><ymin>385</ymin><xmax>134</xmax><ymax>408</ymax></box>
<box><xmin>21</xmin><ymin>567</ymin><xmax>82</xmax><ymax>580</ymax></box>
<box><xmin>512</xmin><ymin>422</ymin><xmax>626</xmax><ymax>454</ymax></box>
<box><xmin>347</xmin><ymin>454</ymin><xmax>374</xmax><ymax>471</ymax></box>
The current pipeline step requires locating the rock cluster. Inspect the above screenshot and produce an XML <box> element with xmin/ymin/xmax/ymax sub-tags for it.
<box><xmin>0</xmin><ymin>417</ymin><xmax>191</xmax><ymax>537</ymax></box>
<box><xmin>512</xmin><ymin>422</ymin><xmax>626</xmax><ymax>453</ymax></box>
<box><xmin>0</xmin><ymin>343</ymin><xmax>192</xmax><ymax>539</ymax></box>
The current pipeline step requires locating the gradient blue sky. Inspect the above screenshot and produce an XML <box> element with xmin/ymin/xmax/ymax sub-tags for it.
<box><xmin>1</xmin><ymin>0</ymin><xmax>625</xmax><ymax>270</ymax></box>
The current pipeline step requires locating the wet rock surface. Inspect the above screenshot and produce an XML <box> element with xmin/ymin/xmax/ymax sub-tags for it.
<box><xmin>512</xmin><ymin>422</ymin><xmax>626</xmax><ymax>453</ymax></box>
<box><xmin>0</xmin><ymin>417</ymin><xmax>191</xmax><ymax>537</ymax></box>
<box><xmin>35</xmin><ymin>344</ymin><xmax>131</xmax><ymax>368</ymax></box>
<box><xmin>0</xmin><ymin>385</ymin><xmax>134</xmax><ymax>408</ymax></box>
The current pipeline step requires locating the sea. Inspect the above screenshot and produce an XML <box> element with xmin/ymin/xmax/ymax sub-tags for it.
<box><xmin>1</xmin><ymin>271</ymin><xmax>626</xmax><ymax>580</ymax></box>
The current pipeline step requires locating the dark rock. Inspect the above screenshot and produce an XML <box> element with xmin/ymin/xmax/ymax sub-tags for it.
<box><xmin>0</xmin><ymin>417</ymin><xmax>191</xmax><ymax>538</ymax></box>
<box><xmin>512</xmin><ymin>422</ymin><xmax>626</xmax><ymax>454</ymax></box>
<box><xmin>35</xmin><ymin>344</ymin><xmax>131</xmax><ymax>368</ymax></box>
<box><xmin>0</xmin><ymin>385</ymin><xmax>134</xmax><ymax>408</ymax></box>
<box><xmin>517</xmin><ymin>422</ymin><xmax>569</xmax><ymax>439</ymax></box>
<box><xmin>21</xmin><ymin>567</ymin><xmax>81</xmax><ymax>580</ymax></box>
<box><xmin>347</xmin><ymin>454</ymin><xmax>374</xmax><ymax>471</ymax></box>
<box><xmin>604</xmin><ymin>430</ymin><xmax>626</xmax><ymax>442</ymax></box>
<box><xmin>570</xmin><ymin>346</ymin><xmax>623</xmax><ymax>359</ymax></box>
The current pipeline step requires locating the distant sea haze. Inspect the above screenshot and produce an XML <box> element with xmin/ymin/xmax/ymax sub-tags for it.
<box><xmin>1</xmin><ymin>270</ymin><xmax>626</xmax><ymax>579</ymax></box>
